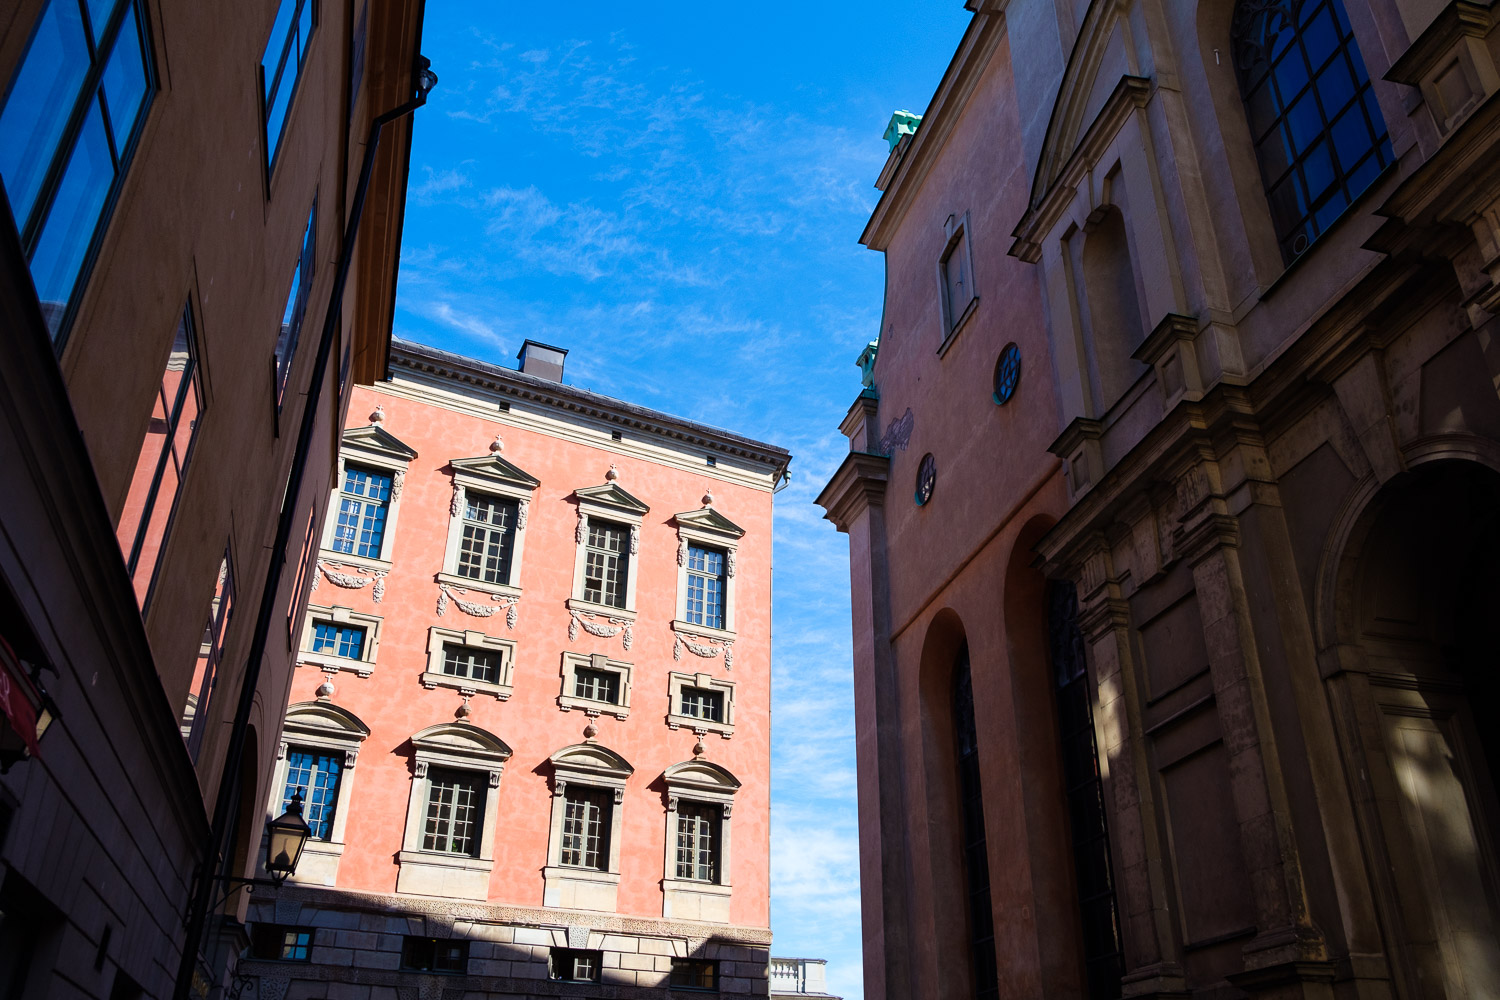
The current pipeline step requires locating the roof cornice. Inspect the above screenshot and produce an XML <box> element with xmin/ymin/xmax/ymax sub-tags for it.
<box><xmin>389</xmin><ymin>339</ymin><xmax>791</xmax><ymax>476</ymax></box>
<box><xmin>861</xmin><ymin>3</ymin><xmax>1009</xmax><ymax>251</ymax></box>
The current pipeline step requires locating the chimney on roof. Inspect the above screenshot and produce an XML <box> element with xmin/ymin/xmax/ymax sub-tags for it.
<box><xmin>517</xmin><ymin>340</ymin><xmax>567</xmax><ymax>381</ymax></box>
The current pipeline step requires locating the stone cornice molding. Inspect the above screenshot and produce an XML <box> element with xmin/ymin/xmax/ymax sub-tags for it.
<box><xmin>861</xmin><ymin>9</ymin><xmax>1009</xmax><ymax>250</ymax></box>
<box><xmin>1385</xmin><ymin>0</ymin><xmax>1493</xmax><ymax>86</ymax></box>
<box><xmin>814</xmin><ymin>451</ymin><xmax>891</xmax><ymax>533</ymax></box>
<box><xmin>1012</xmin><ymin>74</ymin><xmax>1153</xmax><ymax>262</ymax></box>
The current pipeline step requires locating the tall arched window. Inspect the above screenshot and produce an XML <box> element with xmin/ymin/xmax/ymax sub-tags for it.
<box><xmin>1047</xmin><ymin>582</ymin><xmax>1123</xmax><ymax>1000</ymax></box>
<box><xmin>1232</xmin><ymin>0</ymin><xmax>1392</xmax><ymax>260</ymax></box>
<box><xmin>953</xmin><ymin>646</ymin><xmax>999</xmax><ymax>1000</ymax></box>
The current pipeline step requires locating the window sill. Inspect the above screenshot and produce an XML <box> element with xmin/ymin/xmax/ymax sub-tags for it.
<box><xmin>319</xmin><ymin>549</ymin><xmax>393</xmax><ymax>574</ymax></box>
<box><xmin>396</xmin><ymin>850</ymin><xmax>492</xmax><ymax>901</ymax></box>
<box><xmin>436</xmin><ymin>572</ymin><xmax>521</xmax><ymax>599</ymax></box>
<box><xmin>558</xmin><ymin>693</ymin><xmax>629</xmax><ymax>720</ymax></box>
<box><xmin>397</xmin><ymin>849</ymin><xmax>492</xmax><ymax>869</ymax></box>
<box><xmin>666</xmin><ymin>713</ymin><xmax>733</xmax><ymax>738</ymax></box>
<box><xmin>297</xmin><ymin>652</ymin><xmax>374</xmax><ymax>677</ymax></box>
<box><xmin>421</xmin><ymin>670</ymin><xmax>512</xmax><ymax>701</ymax></box>
<box><xmin>661</xmin><ymin>877</ymin><xmax>732</xmax><ymax>895</ymax></box>
<box><xmin>543</xmin><ymin>865</ymin><xmax>620</xmax><ymax>911</ymax></box>
<box><xmin>671</xmin><ymin>620</ymin><xmax>736</xmax><ymax>642</ymax></box>
<box><xmin>544</xmin><ymin>865</ymin><xmax>620</xmax><ymax>884</ymax></box>
<box><xmin>567</xmin><ymin>597</ymin><xmax>636</xmax><ymax>621</ymax></box>
<box><xmin>936</xmin><ymin>295</ymin><xmax>979</xmax><ymax>359</ymax></box>
<box><xmin>287</xmin><ymin>840</ymin><xmax>344</xmax><ymax>886</ymax></box>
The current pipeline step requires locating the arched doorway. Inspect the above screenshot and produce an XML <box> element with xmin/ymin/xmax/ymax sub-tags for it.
<box><xmin>1342</xmin><ymin>462</ymin><xmax>1500</xmax><ymax>995</ymax></box>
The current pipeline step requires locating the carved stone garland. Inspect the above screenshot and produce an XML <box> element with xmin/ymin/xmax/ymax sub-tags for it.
<box><xmin>673</xmin><ymin>629</ymin><xmax>735</xmax><ymax>670</ymax></box>
<box><xmin>314</xmin><ymin>560</ymin><xmax>389</xmax><ymax>602</ymax></box>
<box><xmin>569</xmin><ymin>609</ymin><xmax>634</xmax><ymax>651</ymax></box>
<box><xmin>436</xmin><ymin>583</ymin><xmax>520</xmax><ymax>629</ymax></box>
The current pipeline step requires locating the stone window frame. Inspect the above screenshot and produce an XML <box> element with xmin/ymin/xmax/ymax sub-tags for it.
<box><xmin>558</xmin><ymin>651</ymin><xmax>633</xmax><ymax>720</ymax></box>
<box><xmin>937</xmin><ymin>210</ymin><xmax>979</xmax><ymax>356</ymax></box>
<box><xmin>568</xmin><ymin>476</ymin><xmax>650</xmax><ymax>620</ymax></box>
<box><xmin>423</xmin><ymin>625</ymin><xmax>516</xmax><ymax>701</ymax></box>
<box><xmin>298</xmin><ymin>604</ymin><xmax>382</xmax><ymax>677</ymax></box>
<box><xmin>396</xmin><ymin>722</ymin><xmax>512</xmax><ymax>902</ymax></box>
<box><xmin>544</xmin><ymin>743</ymin><xmax>634</xmax><ymax>912</ymax></box>
<box><xmin>671</xmin><ymin>504</ymin><xmax>745</xmax><ymax>641</ymax></box>
<box><xmin>660</xmin><ymin>759</ymin><xmax>741</xmax><ymax>922</ymax></box>
<box><xmin>266</xmin><ymin>700</ymin><xmax>370</xmax><ymax>886</ymax></box>
<box><xmin>319</xmin><ymin>419</ymin><xmax>417</xmax><ymax>573</ymax></box>
<box><xmin>439</xmin><ymin>447</ymin><xmax>540</xmax><ymax>599</ymax></box>
<box><xmin>666</xmin><ymin>670</ymin><xmax>736</xmax><ymax>739</ymax></box>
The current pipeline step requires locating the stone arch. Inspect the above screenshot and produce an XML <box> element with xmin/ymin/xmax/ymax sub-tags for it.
<box><xmin>916</xmin><ymin>609</ymin><xmax>994</xmax><ymax>999</ymax></box>
<box><xmin>1317</xmin><ymin>456</ymin><xmax>1500</xmax><ymax>997</ymax></box>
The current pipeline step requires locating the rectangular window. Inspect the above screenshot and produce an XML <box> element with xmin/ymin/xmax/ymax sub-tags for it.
<box><xmin>116</xmin><ymin>306</ymin><xmax>202</xmax><ymax>607</ymax></box>
<box><xmin>550</xmin><ymin>948</ymin><xmax>602</xmax><ymax>982</ymax></box>
<box><xmin>582</xmin><ymin>520</ymin><xmax>629</xmax><ymax>608</ymax></box>
<box><xmin>680</xmin><ymin>686</ymin><xmax>724</xmax><ymax>724</ymax></box>
<box><xmin>560</xmin><ymin>786</ymin><xmax>611</xmax><ymax>871</ymax></box>
<box><xmin>685</xmin><ymin>545</ymin><xmax>725</xmax><ymax>629</ymax></box>
<box><xmin>400</xmin><ymin>936</ymin><xmax>467</xmax><ymax>973</ymax></box>
<box><xmin>181</xmin><ymin>550</ymin><xmax>234</xmax><ymax>761</ymax></box>
<box><xmin>330</xmin><ymin>464</ymin><xmax>391</xmax><ymax>558</ymax></box>
<box><xmin>441</xmin><ymin>643</ymin><xmax>498</xmax><ymax>684</ymax></box>
<box><xmin>675</xmin><ymin>802</ymin><xmax>720</xmax><ymax>883</ymax></box>
<box><xmin>282</xmin><ymin>748</ymin><xmax>342</xmax><ymax>840</ymax></box>
<box><xmin>422</xmin><ymin>768</ymin><xmax>482</xmax><ymax>856</ymax></box>
<box><xmin>0</xmin><ymin>0</ymin><xmax>155</xmax><ymax>342</ymax></box>
<box><xmin>249</xmin><ymin>924</ymin><xmax>314</xmax><ymax>961</ymax></box>
<box><xmin>573</xmin><ymin>667</ymin><xmax>619</xmax><ymax>705</ymax></box>
<box><xmin>669</xmin><ymin>958</ymin><xmax>718</xmax><ymax>991</ymax></box>
<box><xmin>457</xmin><ymin>492</ymin><xmax>517</xmax><ymax>585</ymax></box>
<box><xmin>943</xmin><ymin>228</ymin><xmax>971</xmax><ymax>323</ymax></box>
<box><xmin>311</xmin><ymin>621</ymin><xmax>365</xmax><ymax>659</ymax></box>
<box><xmin>260</xmin><ymin>0</ymin><xmax>317</xmax><ymax>168</ymax></box>
<box><xmin>273</xmin><ymin>199</ymin><xmax>315</xmax><ymax>408</ymax></box>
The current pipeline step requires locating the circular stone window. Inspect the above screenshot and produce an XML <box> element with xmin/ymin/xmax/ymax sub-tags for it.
<box><xmin>914</xmin><ymin>453</ymin><xmax>937</xmax><ymax>506</ymax></box>
<box><xmin>993</xmin><ymin>343</ymin><xmax>1021</xmax><ymax>405</ymax></box>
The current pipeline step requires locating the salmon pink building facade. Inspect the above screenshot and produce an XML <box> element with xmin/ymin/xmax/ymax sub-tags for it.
<box><xmin>240</xmin><ymin>338</ymin><xmax>788</xmax><ymax>996</ymax></box>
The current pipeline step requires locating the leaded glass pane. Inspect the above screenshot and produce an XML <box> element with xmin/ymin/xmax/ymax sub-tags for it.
<box><xmin>311</xmin><ymin>622</ymin><xmax>364</xmax><ymax>659</ymax></box>
<box><xmin>283</xmin><ymin>748</ymin><xmax>341</xmax><ymax>840</ymax></box>
<box><xmin>332</xmin><ymin>465</ymin><xmax>390</xmax><ymax>558</ymax></box>
<box><xmin>583</xmin><ymin>521</ymin><xmax>628</xmax><ymax>608</ymax></box>
<box><xmin>685</xmin><ymin>545</ymin><xmax>725</xmax><ymax>628</ymax></box>
<box><xmin>422</xmin><ymin>768</ymin><xmax>482</xmax><ymax>856</ymax></box>
<box><xmin>675</xmin><ymin>802</ymin><xmax>719</xmax><ymax>882</ymax></box>
<box><xmin>457</xmin><ymin>493</ymin><xmax>516</xmax><ymax>584</ymax></box>
<box><xmin>560</xmin><ymin>787</ymin><xmax>610</xmax><ymax>870</ymax></box>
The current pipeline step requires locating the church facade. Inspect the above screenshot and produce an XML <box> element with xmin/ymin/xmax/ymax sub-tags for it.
<box><xmin>819</xmin><ymin>1</ymin><xmax>1500</xmax><ymax>999</ymax></box>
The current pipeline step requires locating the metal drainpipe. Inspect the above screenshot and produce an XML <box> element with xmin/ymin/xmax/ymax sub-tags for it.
<box><xmin>172</xmin><ymin>62</ymin><xmax>433</xmax><ymax>1000</ymax></box>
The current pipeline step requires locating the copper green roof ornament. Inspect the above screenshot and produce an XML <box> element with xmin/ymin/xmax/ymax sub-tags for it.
<box><xmin>883</xmin><ymin>110</ymin><xmax>923</xmax><ymax>151</ymax></box>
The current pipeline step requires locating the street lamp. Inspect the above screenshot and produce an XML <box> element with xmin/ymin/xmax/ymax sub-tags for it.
<box><xmin>264</xmin><ymin>790</ymin><xmax>312</xmax><ymax>885</ymax></box>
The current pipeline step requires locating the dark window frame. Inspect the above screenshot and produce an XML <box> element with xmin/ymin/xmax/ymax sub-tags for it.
<box><xmin>685</xmin><ymin>544</ymin><xmax>726</xmax><ymax>629</ymax></box>
<box><xmin>441</xmin><ymin>642</ymin><xmax>500</xmax><ymax>684</ymax></box>
<box><xmin>281</xmin><ymin>745</ymin><xmax>343</xmax><ymax>841</ymax></box>
<box><xmin>668</xmin><ymin>957</ymin><xmax>718</xmax><ymax>991</ymax></box>
<box><xmin>421</xmin><ymin>766</ymin><xmax>485</xmax><ymax>857</ymax></box>
<box><xmin>310</xmin><ymin>620</ymin><xmax>365</xmax><ymax>659</ymax></box>
<box><xmin>182</xmin><ymin>547</ymin><xmax>235</xmax><ymax>761</ymax></box>
<box><xmin>680</xmin><ymin>686</ymin><xmax>724</xmax><ymax>723</ymax></box>
<box><xmin>456</xmin><ymin>490</ymin><xmax>518</xmax><ymax>585</ymax></box>
<box><xmin>399</xmin><ymin>936</ymin><xmax>468</xmax><ymax>973</ymax></box>
<box><xmin>549</xmin><ymin>947</ymin><xmax>603</xmax><ymax>983</ymax></box>
<box><xmin>1231</xmin><ymin>0</ymin><xmax>1392</xmax><ymax>262</ymax></box>
<box><xmin>258</xmin><ymin>0</ymin><xmax>319</xmax><ymax>179</ymax></box>
<box><xmin>582</xmin><ymin>519</ymin><xmax>630</xmax><ymax>608</ymax></box>
<box><xmin>272</xmin><ymin>197</ymin><xmax>316</xmax><ymax>420</ymax></box>
<box><xmin>248</xmin><ymin>923</ymin><xmax>315</xmax><ymax>962</ymax></box>
<box><xmin>0</xmin><ymin>0</ymin><xmax>159</xmax><ymax>348</ymax></box>
<box><xmin>674</xmin><ymin>800</ymin><xmax>721</xmax><ymax>883</ymax></box>
<box><xmin>560</xmin><ymin>784</ymin><xmax>612</xmax><ymax>871</ymax></box>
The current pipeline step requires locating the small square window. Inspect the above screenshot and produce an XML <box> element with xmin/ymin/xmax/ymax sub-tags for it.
<box><xmin>400</xmin><ymin>936</ymin><xmax>468</xmax><ymax>973</ymax></box>
<box><xmin>311</xmin><ymin>621</ymin><xmax>365</xmax><ymax>659</ymax></box>
<box><xmin>574</xmin><ymin>666</ymin><xmax>620</xmax><ymax>705</ymax></box>
<box><xmin>442</xmin><ymin>643</ymin><xmax>499</xmax><ymax>684</ymax></box>
<box><xmin>680</xmin><ymin>686</ymin><xmax>724</xmax><ymax>723</ymax></box>
<box><xmin>249</xmin><ymin>924</ymin><xmax>314</xmax><ymax>961</ymax></box>
<box><xmin>706</xmin><ymin>455</ymin><xmax>717</xmax><ymax>467</ymax></box>
<box><xmin>550</xmin><ymin>947</ymin><xmax>602</xmax><ymax>982</ymax></box>
<box><xmin>669</xmin><ymin>957</ymin><xmax>718</xmax><ymax>990</ymax></box>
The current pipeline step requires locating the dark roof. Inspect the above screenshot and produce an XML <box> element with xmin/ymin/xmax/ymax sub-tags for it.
<box><xmin>390</xmin><ymin>339</ymin><xmax>792</xmax><ymax>474</ymax></box>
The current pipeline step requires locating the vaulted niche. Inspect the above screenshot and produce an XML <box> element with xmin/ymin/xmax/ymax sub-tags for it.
<box><xmin>952</xmin><ymin>645</ymin><xmax>999</xmax><ymax>1000</ymax></box>
<box><xmin>1080</xmin><ymin>203</ymin><xmax>1146</xmax><ymax>410</ymax></box>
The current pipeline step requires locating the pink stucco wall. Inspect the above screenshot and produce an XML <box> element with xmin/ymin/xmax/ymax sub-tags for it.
<box><xmin>288</xmin><ymin>377</ymin><xmax>774</xmax><ymax>928</ymax></box>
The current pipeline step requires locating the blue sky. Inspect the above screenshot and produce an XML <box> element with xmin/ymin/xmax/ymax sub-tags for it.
<box><xmin>393</xmin><ymin>5</ymin><xmax>971</xmax><ymax>996</ymax></box>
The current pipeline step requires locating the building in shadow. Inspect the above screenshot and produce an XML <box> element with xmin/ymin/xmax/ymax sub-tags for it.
<box><xmin>818</xmin><ymin>1</ymin><xmax>1500</xmax><ymax>998</ymax></box>
<box><xmin>0</xmin><ymin>0</ymin><xmax>426</xmax><ymax>995</ymax></box>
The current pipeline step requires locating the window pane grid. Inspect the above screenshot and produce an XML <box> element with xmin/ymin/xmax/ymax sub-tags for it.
<box><xmin>331</xmin><ymin>466</ymin><xmax>391</xmax><ymax>557</ymax></box>
<box><xmin>423</xmin><ymin>769</ymin><xmax>481</xmax><ymax>856</ymax></box>
<box><xmin>457</xmin><ymin>494</ymin><xmax>515</xmax><ymax>584</ymax></box>
<box><xmin>283</xmin><ymin>748</ymin><xmax>341</xmax><ymax>840</ymax></box>
<box><xmin>1233</xmin><ymin>0</ymin><xmax>1390</xmax><ymax>260</ymax></box>
<box><xmin>680</xmin><ymin>687</ymin><xmax>724</xmax><ymax>723</ymax></box>
<box><xmin>311</xmin><ymin>622</ymin><xmax>364</xmax><ymax>659</ymax></box>
<box><xmin>573</xmin><ymin>667</ymin><xmax>619</xmax><ymax>704</ymax></box>
<box><xmin>441</xmin><ymin>643</ymin><xmax>498</xmax><ymax>684</ymax></box>
<box><xmin>675</xmin><ymin>802</ymin><xmax>719</xmax><ymax>882</ymax></box>
<box><xmin>561</xmin><ymin>787</ymin><xmax>609</xmax><ymax>870</ymax></box>
<box><xmin>583</xmin><ymin>521</ymin><xmax>628</xmax><ymax>608</ymax></box>
<box><xmin>685</xmin><ymin>545</ymin><xmax>725</xmax><ymax>628</ymax></box>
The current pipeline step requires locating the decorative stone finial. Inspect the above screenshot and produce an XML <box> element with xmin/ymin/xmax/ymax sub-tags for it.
<box><xmin>583</xmin><ymin>720</ymin><xmax>599</xmax><ymax>741</ymax></box>
<box><xmin>692</xmin><ymin>735</ymin><xmax>707</xmax><ymax>758</ymax></box>
<box><xmin>605</xmin><ymin>464</ymin><xmax>619</xmax><ymax>483</ymax></box>
<box><xmin>455</xmin><ymin>696</ymin><xmax>472</xmax><ymax>720</ymax></box>
<box><xmin>315</xmin><ymin>678</ymin><xmax>335</xmax><ymax>702</ymax></box>
<box><xmin>489</xmin><ymin>434</ymin><xmax>504</xmax><ymax>454</ymax></box>
<box><xmin>702</xmin><ymin>488</ymin><xmax>714</xmax><ymax>508</ymax></box>
<box><xmin>370</xmin><ymin>405</ymin><xmax>386</xmax><ymax>425</ymax></box>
